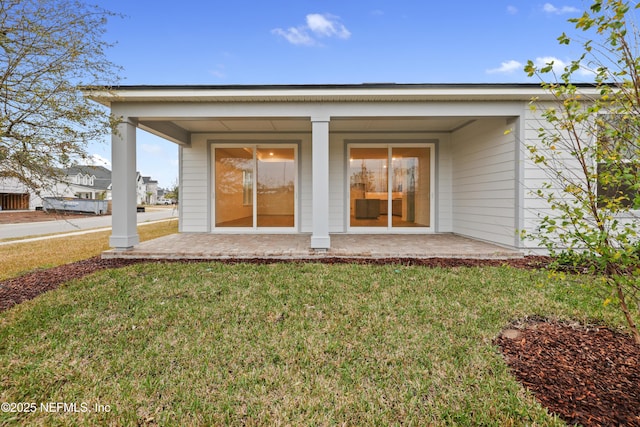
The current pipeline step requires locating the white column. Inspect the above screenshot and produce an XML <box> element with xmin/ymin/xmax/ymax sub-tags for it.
<box><xmin>311</xmin><ymin>116</ymin><xmax>331</xmax><ymax>249</ymax></box>
<box><xmin>109</xmin><ymin>119</ymin><xmax>140</xmax><ymax>249</ymax></box>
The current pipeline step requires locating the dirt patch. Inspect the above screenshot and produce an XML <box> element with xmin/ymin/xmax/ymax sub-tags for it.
<box><xmin>0</xmin><ymin>256</ymin><xmax>638</xmax><ymax>425</ymax></box>
<box><xmin>495</xmin><ymin>317</ymin><xmax>639</xmax><ymax>426</ymax></box>
<box><xmin>0</xmin><ymin>210</ymin><xmax>108</xmax><ymax>224</ymax></box>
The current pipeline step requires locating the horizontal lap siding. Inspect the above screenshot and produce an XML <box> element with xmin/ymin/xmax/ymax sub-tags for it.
<box><xmin>438</xmin><ymin>138</ymin><xmax>453</xmax><ymax>232</ymax></box>
<box><xmin>329</xmin><ymin>136</ymin><xmax>345</xmax><ymax>232</ymax></box>
<box><xmin>452</xmin><ymin>118</ymin><xmax>516</xmax><ymax>247</ymax></box>
<box><xmin>300</xmin><ymin>137</ymin><xmax>312</xmax><ymax>232</ymax></box>
<box><xmin>180</xmin><ymin>139</ymin><xmax>209</xmax><ymax>232</ymax></box>
<box><xmin>522</xmin><ymin>104</ymin><xmax>592</xmax><ymax>250</ymax></box>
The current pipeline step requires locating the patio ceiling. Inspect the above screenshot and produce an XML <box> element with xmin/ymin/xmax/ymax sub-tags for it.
<box><xmin>138</xmin><ymin>116</ymin><xmax>478</xmax><ymax>143</ymax></box>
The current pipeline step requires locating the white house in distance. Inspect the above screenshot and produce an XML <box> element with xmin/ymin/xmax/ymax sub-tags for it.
<box><xmin>88</xmin><ymin>83</ymin><xmax>601</xmax><ymax>252</ymax></box>
<box><xmin>138</xmin><ymin>174</ymin><xmax>158</xmax><ymax>205</ymax></box>
<box><xmin>0</xmin><ymin>165</ymin><xmax>113</xmax><ymax>210</ymax></box>
<box><xmin>61</xmin><ymin>165</ymin><xmax>113</xmax><ymax>200</ymax></box>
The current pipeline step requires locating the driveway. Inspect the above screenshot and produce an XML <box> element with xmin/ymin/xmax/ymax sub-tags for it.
<box><xmin>0</xmin><ymin>207</ymin><xmax>177</xmax><ymax>239</ymax></box>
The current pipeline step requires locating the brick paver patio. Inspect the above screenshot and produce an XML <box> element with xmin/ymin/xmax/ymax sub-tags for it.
<box><xmin>102</xmin><ymin>233</ymin><xmax>522</xmax><ymax>260</ymax></box>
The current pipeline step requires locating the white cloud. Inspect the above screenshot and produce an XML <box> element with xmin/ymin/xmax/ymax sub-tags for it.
<box><xmin>532</xmin><ymin>56</ymin><xmax>595</xmax><ymax>77</ymax></box>
<box><xmin>486</xmin><ymin>56</ymin><xmax>595</xmax><ymax>78</ymax></box>
<box><xmin>272</xmin><ymin>13</ymin><xmax>351</xmax><ymax>46</ymax></box>
<box><xmin>306</xmin><ymin>14</ymin><xmax>351</xmax><ymax>39</ymax></box>
<box><xmin>272</xmin><ymin>27</ymin><xmax>315</xmax><ymax>46</ymax></box>
<box><xmin>486</xmin><ymin>60</ymin><xmax>523</xmax><ymax>74</ymax></box>
<box><xmin>534</xmin><ymin>56</ymin><xmax>569</xmax><ymax>73</ymax></box>
<box><xmin>507</xmin><ymin>5</ymin><xmax>518</xmax><ymax>15</ymax></box>
<box><xmin>86</xmin><ymin>153</ymin><xmax>111</xmax><ymax>168</ymax></box>
<box><xmin>542</xmin><ymin>3</ymin><xmax>580</xmax><ymax>14</ymax></box>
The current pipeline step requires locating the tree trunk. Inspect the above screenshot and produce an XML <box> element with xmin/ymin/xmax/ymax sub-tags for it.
<box><xmin>616</xmin><ymin>283</ymin><xmax>640</xmax><ymax>345</ymax></box>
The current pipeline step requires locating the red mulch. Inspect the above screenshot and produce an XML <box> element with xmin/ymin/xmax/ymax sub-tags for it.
<box><xmin>495</xmin><ymin>318</ymin><xmax>640</xmax><ymax>426</ymax></box>
<box><xmin>0</xmin><ymin>256</ymin><xmax>638</xmax><ymax>426</ymax></box>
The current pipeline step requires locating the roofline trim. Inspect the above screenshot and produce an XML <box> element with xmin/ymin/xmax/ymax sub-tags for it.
<box><xmin>83</xmin><ymin>82</ymin><xmax>605</xmax><ymax>107</ymax></box>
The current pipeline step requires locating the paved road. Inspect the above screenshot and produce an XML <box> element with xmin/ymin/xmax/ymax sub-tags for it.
<box><xmin>0</xmin><ymin>208</ymin><xmax>178</xmax><ymax>240</ymax></box>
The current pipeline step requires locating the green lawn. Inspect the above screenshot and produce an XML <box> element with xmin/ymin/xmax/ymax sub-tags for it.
<box><xmin>0</xmin><ymin>262</ymin><xmax>624</xmax><ymax>426</ymax></box>
<box><xmin>0</xmin><ymin>219</ymin><xmax>178</xmax><ymax>281</ymax></box>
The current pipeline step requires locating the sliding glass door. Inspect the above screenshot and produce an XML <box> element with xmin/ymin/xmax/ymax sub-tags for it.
<box><xmin>214</xmin><ymin>145</ymin><xmax>296</xmax><ymax>230</ymax></box>
<box><xmin>256</xmin><ymin>148</ymin><xmax>295</xmax><ymax>227</ymax></box>
<box><xmin>349</xmin><ymin>144</ymin><xmax>432</xmax><ymax>230</ymax></box>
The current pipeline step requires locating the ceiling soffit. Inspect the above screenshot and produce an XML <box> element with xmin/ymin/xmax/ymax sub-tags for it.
<box><xmin>138</xmin><ymin>116</ymin><xmax>481</xmax><ymax>137</ymax></box>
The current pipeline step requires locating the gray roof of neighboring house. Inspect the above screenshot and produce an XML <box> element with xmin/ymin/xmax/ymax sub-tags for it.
<box><xmin>142</xmin><ymin>176</ymin><xmax>158</xmax><ymax>184</ymax></box>
<box><xmin>65</xmin><ymin>165</ymin><xmax>112</xmax><ymax>191</ymax></box>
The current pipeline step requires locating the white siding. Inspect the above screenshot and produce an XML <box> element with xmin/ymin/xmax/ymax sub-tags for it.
<box><xmin>180</xmin><ymin>137</ymin><xmax>209</xmax><ymax>232</ymax></box>
<box><xmin>523</xmin><ymin>106</ymin><xmax>572</xmax><ymax>243</ymax></box>
<box><xmin>299</xmin><ymin>135</ymin><xmax>313</xmax><ymax>233</ymax></box>
<box><xmin>328</xmin><ymin>135</ymin><xmax>345</xmax><ymax>232</ymax></box>
<box><xmin>521</xmin><ymin>103</ymin><xmax>598</xmax><ymax>251</ymax></box>
<box><xmin>437</xmin><ymin>135</ymin><xmax>453</xmax><ymax>232</ymax></box>
<box><xmin>451</xmin><ymin>118</ymin><xmax>517</xmax><ymax>247</ymax></box>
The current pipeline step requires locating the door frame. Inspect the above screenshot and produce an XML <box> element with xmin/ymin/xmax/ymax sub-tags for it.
<box><xmin>346</xmin><ymin>142</ymin><xmax>435</xmax><ymax>233</ymax></box>
<box><xmin>211</xmin><ymin>143</ymin><xmax>299</xmax><ymax>233</ymax></box>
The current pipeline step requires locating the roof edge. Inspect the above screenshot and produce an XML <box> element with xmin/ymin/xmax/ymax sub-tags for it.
<box><xmin>87</xmin><ymin>82</ymin><xmax>599</xmax><ymax>91</ymax></box>
<box><xmin>83</xmin><ymin>82</ymin><xmax>604</xmax><ymax>107</ymax></box>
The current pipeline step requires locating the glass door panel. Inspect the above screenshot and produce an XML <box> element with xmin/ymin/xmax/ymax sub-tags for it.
<box><xmin>391</xmin><ymin>147</ymin><xmax>430</xmax><ymax>227</ymax></box>
<box><xmin>256</xmin><ymin>148</ymin><xmax>295</xmax><ymax>227</ymax></box>
<box><xmin>349</xmin><ymin>147</ymin><xmax>388</xmax><ymax>227</ymax></box>
<box><xmin>215</xmin><ymin>148</ymin><xmax>253</xmax><ymax>227</ymax></box>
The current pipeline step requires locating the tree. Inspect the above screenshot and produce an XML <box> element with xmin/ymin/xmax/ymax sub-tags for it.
<box><xmin>166</xmin><ymin>179</ymin><xmax>179</xmax><ymax>204</ymax></box>
<box><xmin>524</xmin><ymin>0</ymin><xmax>640</xmax><ymax>343</ymax></box>
<box><xmin>0</xmin><ymin>0</ymin><xmax>120</xmax><ymax>193</ymax></box>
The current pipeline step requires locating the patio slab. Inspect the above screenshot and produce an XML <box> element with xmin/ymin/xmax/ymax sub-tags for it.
<box><xmin>102</xmin><ymin>233</ymin><xmax>522</xmax><ymax>260</ymax></box>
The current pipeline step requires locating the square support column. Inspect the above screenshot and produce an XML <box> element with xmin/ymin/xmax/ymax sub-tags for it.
<box><xmin>311</xmin><ymin>117</ymin><xmax>331</xmax><ymax>249</ymax></box>
<box><xmin>109</xmin><ymin>119</ymin><xmax>140</xmax><ymax>249</ymax></box>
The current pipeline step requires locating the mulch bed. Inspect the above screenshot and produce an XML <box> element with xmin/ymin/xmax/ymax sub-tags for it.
<box><xmin>495</xmin><ymin>318</ymin><xmax>640</xmax><ymax>426</ymax></box>
<box><xmin>0</xmin><ymin>256</ymin><xmax>638</xmax><ymax>426</ymax></box>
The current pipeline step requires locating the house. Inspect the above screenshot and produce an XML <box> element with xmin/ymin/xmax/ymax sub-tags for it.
<box><xmin>0</xmin><ymin>165</ymin><xmax>112</xmax><ymax>210</ymax></box>
<box><xmin>87</xmin><ymin>83</ymin><xmax>603</xmax><ymax>252</ymax></box>
<box><xmin>62</xmin><ymin>165</ymin><xmax>112</xmax><ymax>200</ymax></box>
<box><xmin>134</xmin><ymin>172</ymin><xmax>159</xmax><ymax>205</ymax></box>
<box><xmin>142</xmin><ymin>176</ymin><xmax>158</xmax><ymax>205</ymax></box>
<box><xmin>0</xmin><ymin>178</ymin><xmax>32</xmax><ymax>210</ymax></box>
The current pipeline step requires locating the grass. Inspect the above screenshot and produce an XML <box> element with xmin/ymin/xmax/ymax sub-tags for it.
<box><xmin>0</xmin><ymin>261</ymin><xmax>625</xmax><ymax>426</ymax></box>
<box><xmin>0</xmin><ymin>219</ymin><xmax>178</xmax><ymax>281</ymax></box>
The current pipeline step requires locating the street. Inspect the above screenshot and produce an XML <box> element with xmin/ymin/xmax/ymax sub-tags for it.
<box><xmin>0</xmin><ymin>207</ymin><xmax>177</xmax><ymax>240</ymax></box>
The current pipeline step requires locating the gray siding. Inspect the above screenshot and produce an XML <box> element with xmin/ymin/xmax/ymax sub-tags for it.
<box><xmin>180</xmin><ymin>137</ymin><xmax>209</xmax><ymax>232</ymax></box>
<box><xmin>451</xmin><ymin>118</ymin><xmax>517</xmax><ymax>247</ymax></box>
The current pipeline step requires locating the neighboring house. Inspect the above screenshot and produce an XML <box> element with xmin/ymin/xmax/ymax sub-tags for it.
<box><xmin>61</xmin><ymin>165</ymin><xmax>113</xmax><ymax>200</ymax></box>
<box><xmin>0</xmin><ymin>165</ymin><xmax>113</xmax><ymax>210</ymax></box>
<box><xmin>136</xmin><ymin>172</ymin><xmax>145</xmax><ymax>205</ymax></box>
<box><xmin>135</xmin><ymin>172</ymin><xmax>159</xmax><ymax>205</ymax></box>
<box><xmin>0</xmin><ymin>177</ymin><xmax>32</xmax><ymax>210</ymax></box>
<box><xmin>88</xmin><ymin>83</ymin><xmax>608</xmax><ymax>252</ymax></box>
<box><xmin>1</xmin><ymin>165</ymin><xmax>163</xmax><ymax>212</ymax></box>
<box><xmin>143</xmin><ymin>176</ymin><xmax>158</xmax><ymax>205</ymax></box>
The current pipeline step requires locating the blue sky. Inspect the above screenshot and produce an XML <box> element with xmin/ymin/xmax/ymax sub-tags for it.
<box><xmin>87</xmin><ymin>0</ymin><xmax>597</xmax><ymax>188</ymax></box>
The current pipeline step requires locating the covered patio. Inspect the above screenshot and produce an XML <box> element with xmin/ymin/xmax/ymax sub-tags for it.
<box><xmin>87</xmin><ymin>84</ymin><xmax>543</xmax><ymax>256</ymax></box>
<box><xmin>101</xmin><ymin>233</ymin><xmax>522</xmax><ymax>260</ymax></box>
